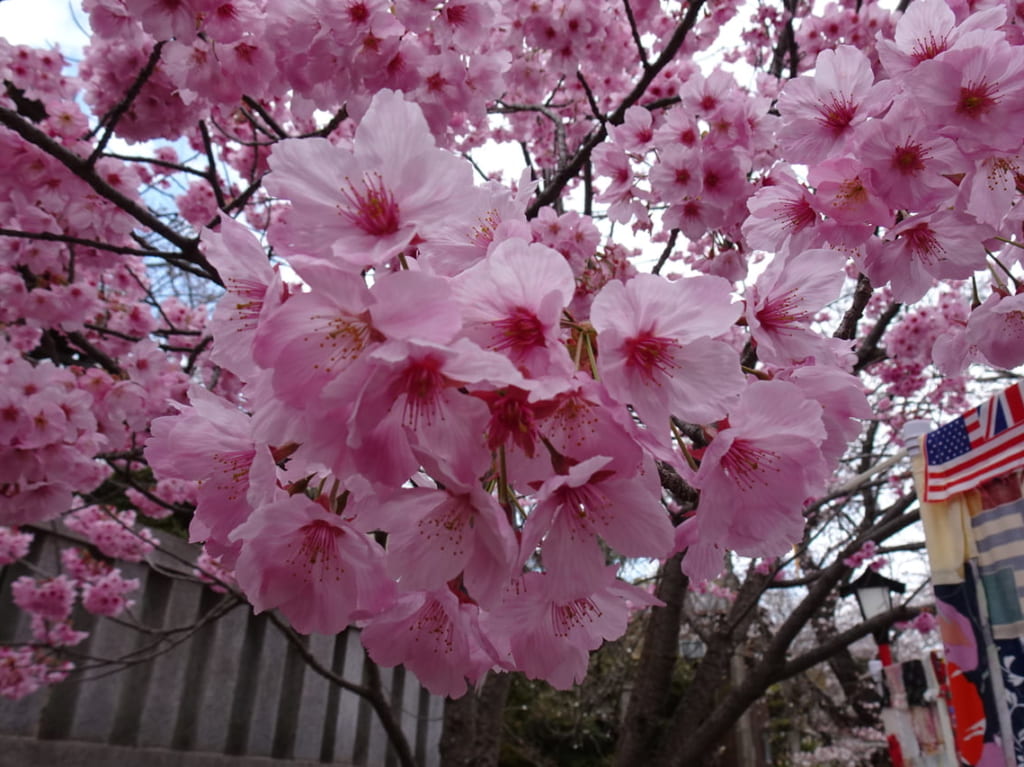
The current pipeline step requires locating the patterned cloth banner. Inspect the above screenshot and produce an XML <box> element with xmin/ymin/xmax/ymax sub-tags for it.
<box><xmin>879</xmin><ymin>655</ymin><xmax>957</xmax><ymax>767</ymax></box>
<box><xmin>974</xmin><ymin>475</ymin><xmax>1024</xmax><ymax>762</ymax></box>
<box><xmin>914</xmin><ymin>402</ymin><xmax>1024</xmax><ymax>767</ymax></box>
<box><xmin>924</xmin><ymin>382</ymin><xmax>1024</xmax><ymax>502</ymax></box>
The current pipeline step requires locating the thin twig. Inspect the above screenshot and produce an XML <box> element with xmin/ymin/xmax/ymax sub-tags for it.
<box><xmin>87</xmin><ymin>41</ymin><xmax>166</xmax><ymax>163</ymax></box>
<box><xmin>526</xmin><ymin>0</ymin><xmax>707</xmax><ymax>217</ymax></box>
<box><xmin>241</xmin><ymin>95</ymin><xmax>289</xmax><ymax>139</ymax></box>
<box><xmin>622</xmin><ymin>0</ymin><xmax>651</xmax><ymax>69</ymax></box>
<box><xmin>0</xmin><ymin>227</ymin><xmax>180</xmax><ymax>258</ymax></box>
<box><xmin>0</xmin><ymin>105</ymin><xmax>222</xmax><ymax>285</ymax></box>
<box><xmin>834</xmin><ymin>273</ymin><xmax>873</xmax><ymax>340</ymax></box>
<box><xmin>266</xmin><ymin>615</ymin><xmax>419</xmax><ymax>767</ymax></box>
<box><xmin>198</xmin><ymin>121</ymin><xmax>227</xmax><ymax>211</ymax></box>
<box><xmin>652</xmin><ymin>228</ymin><xmax>680</xmax><ymax>275</ymax></box>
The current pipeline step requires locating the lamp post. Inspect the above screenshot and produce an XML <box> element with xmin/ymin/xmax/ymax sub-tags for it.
<box><xmin>842</xmin><ymin>569</ymin><xmax>908</xmax><ymax>766</ymax></box>
<box><xmin>841</xmin><ymin>569</ymin><xmax>906</xmax><ymax>667</ymax></box>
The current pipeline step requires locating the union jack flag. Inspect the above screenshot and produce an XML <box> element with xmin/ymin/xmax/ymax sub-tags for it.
<box><xmin>924</xmin><ymin>381</ymin><xmax>1024</xmax><ymax>502</ymax></box>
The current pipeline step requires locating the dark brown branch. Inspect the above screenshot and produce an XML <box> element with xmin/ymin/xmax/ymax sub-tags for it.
<box><xmin>242</xmin><ymin>95</ymin><xmax>288</xmax><ymax>140</ymax></box>
<box><xmin>0</xmin><ymin>105</ymin><xmax>222</xmax><ymax>286</ymax></box>
<box><xmin>656</xmin><ymin>460</ymin><xmax>699</xmax><ymax>510</ymax></box>
<box><xmin>102</xmin><ymin>457</ymin><xmax>194</xmax><ymax>517</ymax></box>
<box><xmin>88</xmin><ymin>41</ymin><xmax>166</xmax><ymax>164</ymax></box>
<box><xmin>768</xmin><ymin>0</ymin><xmax>800</xmax><ymax>79</ymax></box>
<box><xmin>198</xmin><ymin>121</ymin><xmax>227</xmax><ymax>211</ymax></box>
<box><xmin>621</xmin><ymin>0</ymin><xmax>651</xmax><ymax>69</ymax></box>
<box><xmin>834</xmin><ymin>272</ymin><xmax>873</xmax><ymax>340</ymax></box>
<box><xmin>312</xmin><ymin>106</ymin><xmax>349</xmax><ymax>138</ymax></box>
<box><xmin>84</xmin><ymin>323</ymin><xmax>141</xmax><ymax>343</ymax></box>
<box><xmin>182</xmin><ymin>335</ymin><xmax>212</xmax><ymax>375</ymax></box>
<box><xmin>0</xmin><ymin>227</ymin><xmax>180</xmax><ymax>258</ymax></box>
<box><xmin>265</xmin><ymin>614</ymin><xmax>417</xmax><ymax>767</ymax></box>
<box><xmin>652</xmin><ymin>229</ymin><xmax>679</xmax><ymax>275</ymax></box>
<box><xmin>492</xmin><ymin>102</ymin><xmax>568</xmax><ymax>170</ymax></box>
<box><xmin>103</xmin><ymin>152</ymin><xmax>209</xmax><ymax>177</ymax></box>
<box><xmin>776</xmin><ymin>604</ymin><xmax>918</xmax><ymax>680</ymax></box>
<box><xmin>66</xmin><ymin>331</ymin><xmax>123</xmax><ymax>376</ymax></box>
<box><xmin>854</xmin><ymin>300</ymin><xmax>902</xmax><ymax>373</ymax></box>
<box><xmin>576</xmin><ymin>72</ymin><xmax>605</xmax><ymax>124</ymax></box>
<box><xmin>616</xmin><ymin>553</ymin><xmax>688</xmax><ymax>767</ymax></box>
<box><xmin>526</xmin><ymin>0</ymin><xmax>707</xmax><ymax>217</ymax></box>
<box><xmin>656</xmin><ymin>493</ymin><xmax>919</xmax><ymax>764</ymax></box>
<box><xmin>222</xmin><ymin>172</ymin><xmax>267</xmax><ymax>217</ymax></box>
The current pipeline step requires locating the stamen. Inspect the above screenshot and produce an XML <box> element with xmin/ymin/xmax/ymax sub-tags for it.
<box><xmin>338</xmin><ymin>173</ymin><xmax>401</xmax><ymax>236</ymax></box>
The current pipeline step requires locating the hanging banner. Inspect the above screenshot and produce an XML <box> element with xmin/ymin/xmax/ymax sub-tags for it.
<box><xmin>911</xmin><ymin>381</ymin><xmax>1024</xmax><ymax>767</ymax></box>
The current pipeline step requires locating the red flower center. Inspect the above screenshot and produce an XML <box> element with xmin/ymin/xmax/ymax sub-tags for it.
<box><xmin>956</xmin><ymin>81</ymin><xmax>998</xmax><ymax>119</ymax></box>
<box><xmin>492</xmin><ymin>307</ymin><xmax>545</xmax><ymax>353</ymax></box>
<box><xmin>339</xmin><ymin>173</ymin><xmax>400</xmax><ymax>236</ymax></box>
<box><xmin>296</xmin><ymin>520</ymin><xmax>343</xmax><ymax>567</ymax></box>
<box><xmin>624</xmin><ymin>332</ymin><xmax>679</xmax><ymax>382</ymax></box>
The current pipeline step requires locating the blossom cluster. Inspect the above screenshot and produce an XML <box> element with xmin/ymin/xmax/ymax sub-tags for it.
<box><xmin>594</xmin><ymin>0</ymin><xmax>1024</xmax><ymax>377</ymax></box>
<box><xmin>841</xmin><ymin>540</ymin><xmax>887</xmax><ymax>571</ymax></box>
<box><xmin>1</xmin><ymin>527</ymin><xmax>141</xmax><ymax>699</ymax></box>
<box><xmin>1</xmin><ymin>0</ymin><xmax>1021</xmax><ymax>702</ymax></box>
<box><xmin>144</xmin><ymin>89</ymin><xmax>868</xmax><ymax>696</ymax></box>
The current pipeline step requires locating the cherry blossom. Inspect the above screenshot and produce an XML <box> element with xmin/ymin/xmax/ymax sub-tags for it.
<box><xmin>687</xmin><ymin>381</ymin><xmax>829</xmax><ymax>568</ymax></box>
<box><xmin>231</xmin><ymin>493</ymin><xmax>395</xmax><ymax>635</ymax></box>
<box><xmin>2</xmin><ymin>0</ymin><xmax>1023</xmax><ymax>706</ymax></box>
<box><xmin>590</xmin><ymin>273</ymin><xmax>744</xmax><ymax>435</ymax></box>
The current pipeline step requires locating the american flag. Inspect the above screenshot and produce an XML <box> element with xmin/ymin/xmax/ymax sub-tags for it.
<box><xmin>924</xmin><ymin>381</ymin><xmax>1024</xmax><ymax>501</ymax></box>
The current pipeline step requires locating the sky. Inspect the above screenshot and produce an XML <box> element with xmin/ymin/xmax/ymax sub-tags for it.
<box><xmin>0</xmin><ymin>0</ymin><xmax>89</xmax><ymax>59</ymax></box>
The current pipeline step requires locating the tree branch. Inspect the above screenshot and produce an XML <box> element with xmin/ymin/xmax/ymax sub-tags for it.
<box><xmin>525</xmin><ymin>0</ymin><xmax>706</xmax><ymax>217</ymax></box>
<box><xmin>87</xmin><ymin>41</ymin><xmax>166</xmax><ymax>163</ymax></box>
<box><xmin>0</xmin><ymin>105</ymin><xmax>223</xmax><ymax>286</ymax></box>
<box><xmin>0</xmin><ymin>227</ymin><xmax>180</xmax><ymax>258</ymax></box>
<box><xmin>834</xmin><ymin>273</ymin><xmax>873</xmax><ymax>340</ymax></box>
<box><xmin>265</xmin><ymin>614</ymin><xmax>418</xmax><ymax>767</ymax></box>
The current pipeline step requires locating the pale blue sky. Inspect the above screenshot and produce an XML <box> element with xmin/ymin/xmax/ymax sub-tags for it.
<box><xmin>0</xmin><ymin>0</ymin><xmax>90</xmax><ymax>59</ymax></box>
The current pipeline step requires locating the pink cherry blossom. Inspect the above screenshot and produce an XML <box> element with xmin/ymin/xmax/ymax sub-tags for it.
<box><xmin>11</xmin><ymin>575</ymin><xmax>76</xmax><ymax>622</ymax></box>
<box><xmin>520</xmin><ymin>454</ymin><xmax>672</xmax><ymax>587</ymax></box>
<box><xmin>863</xmin><ymin>210</ymin><xmax>993</xmax><ymax>302</ymax></box>
<box><xmin>809</xmin><ymin>157</ymin><xmax>892</xmax><ymax>246</ymax></box>
<box><xmin>965</xmin><ymin>292</ymin><xmax>1024</xmax><ymax>370</ymax></box>
<box><xmin>203</xmin><ymin>218</ymin><xmax>284</xmax><ymax>380</ymax></box>
<box><xmin>452</xmin><ymin>237</ymin><xmax>575</xmax><ymax>376</ymax></box>
<box><xmin>0</xmin><ymin>526</ymin><xmax>32</xmax><ymax>565</ymax></box>
<box><xmin>266</xmin><ymin>90</ymin><xmax>475</xmax><ymax>269</ymax></box>
<box><xmin>876</xmin><ymin>0</ymin><xmax>1005</xmax><ymax>75</ymax></box>
<box><xmin>231</xmin><ymin>493</ymin><xmax>395</xmax><ymax>635</ymax></box>
<box><xmin>362</xmin><ymin>588</ymin><xmax>498</xmax><ymax>698</ymax></box>
<box><xmin>591</xmin><ymin>273</ymin><xmax>744</xmax><ymax>432</ymax></box>
<box><xmin>743</xmin><ymin>167</ymin><xmax>824</xmax><ymax>254</ymax></box>
<box><xmin>609</xmin><ymin>106</ymin><xmax>655</xmax><ymax>154</ymax></box>
<box><xmin>374</xmin><ymin>463</ymin><xmax>518</xmax><ymax>607</ymax></box>
<box><xmin>777</xmin><ymin>45</ymin><xmax>894</xmax><ymax>164</ymax></box>
<box><xmin>855</xmin><ymin>108</ymin><xmax>963</xmax><ymax>211</ymax></box>
<box><xmin>910</xmin><ymin>40</ymin><xmax>1024</xmax><ymax>155</ymax></box>
<box><xmin>690</xmin><ymin>380</ymin><xmax>829</xmax><ymax>561</ymax></box>
<box><xmin>488</xmin><ymin>568</ymin><xmax>659</xmax><ymax>690</ymax></box>
<box><xmin>745</xmin><ymin>248</ymin><xmax>846</xmax><ymax>365</ymax></box>
<box><xmin>343</xmin><ymin>337</ymin><xmax>523</xmax><ymax>484</ymax></box>
<box><xmin>81</xmin><ymin>570</ymin><xmax>140</xmax><ymax>617</ymax></box>
<box><xmin>145</xmin><ymin>386</ymin><xmax>262</xmax><ymax>565</ymax></box>
<box><xmin>1</xmin><ymin>647</ymin><xmax>72</xmax><ymax>700</ymax></box>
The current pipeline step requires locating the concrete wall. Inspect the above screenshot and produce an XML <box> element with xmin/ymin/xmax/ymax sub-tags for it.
<box><xmin>0</xmin><ymin>528</ymin><xmax>443</xmax><ymax>766</ymax></box>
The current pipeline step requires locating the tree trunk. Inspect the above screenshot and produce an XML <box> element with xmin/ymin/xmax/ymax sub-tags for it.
<box><xmin>439</xmin><ymin>672</ymin><xmax>512</xmax><ymax>767</ymax></box>
<box><xmin>616</xmin><ymin>553</ymin><xmax>688</xmax><ymax>767</ymax></box>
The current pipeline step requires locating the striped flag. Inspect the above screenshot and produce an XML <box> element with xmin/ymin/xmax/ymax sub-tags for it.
<box><xmin>924</xmin><ymin>381</ymin><xmax>1024</xmax><ymax>502</ymax></box>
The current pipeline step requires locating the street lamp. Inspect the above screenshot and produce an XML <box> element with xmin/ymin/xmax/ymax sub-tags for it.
<box><xmin>841</xmin><ymin>569</ymin><xmax>906</xmax><ymax>667</ymax></box>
